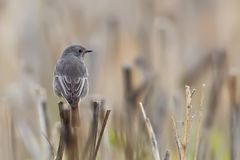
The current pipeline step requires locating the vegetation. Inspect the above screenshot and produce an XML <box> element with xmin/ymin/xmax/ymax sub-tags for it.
<box><xmin>0</xmin><ymin>0</ymin><xmax>240</xmax><ymax>160</ymax></box>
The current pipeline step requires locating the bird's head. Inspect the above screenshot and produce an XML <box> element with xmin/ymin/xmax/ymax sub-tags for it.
<box><xmin>62</xmin><ymin>45</ymin><xmax>92</xmax><ymax>59</ymax></box>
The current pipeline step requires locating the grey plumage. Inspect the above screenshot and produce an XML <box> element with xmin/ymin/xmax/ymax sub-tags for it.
<box><xmin>53</xmin><ymin>45</ymin><xmax>91</xmax><ymax>108</ymax></box>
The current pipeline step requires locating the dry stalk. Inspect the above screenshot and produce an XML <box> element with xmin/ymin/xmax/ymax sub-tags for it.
<box><xmin>139</xmin><ymin>102</ymin><xmax>161</xmax><ymax>160</ymax></box>
<box><xmin>56</xmin><ymin>102</ymin><xmax>81</xmax><ymax>160</ymax></box>
<box><xmin>89</xmin><ymin>101</ymin><xmax>100</xmax><ymax>160</ymax></box>
<box><xmin>194</xmin><ymin>84</ymin><xmax>205</xmax><ymax>160</ymax></box>
<box><xmin>0</xmin><ymin>100</ymin><xmax>16</xmax><ymax>160</ymax></box>
<box><xmin>182</xmin><ymin>86</ymin><xmax>195</xmax><ymax>159</ymax></box>
<box><xmin>171</xmin><ymin>115</ymin><xmax>183</xmax><ymax>160</ymax></box>
<box><xmin>94</xmin><ymin>110</ymin><xmax>111</xmax><ymax>159</ymax></box>
<box><xmin>228</xmin><ymin>75</ymin><xmax>239</xmax><ymax>160</ymax></box>
<box><xmin>123</xmin><ymin>65</ymin><xmax>153</xmax><ymax>160</ymax></box>
<box><xmin>171</xmin><ymin>85</ymin><xmax>195</xmax><ymax>160</ymax></box>
<box><xmin>54</xmin><ymin>102</ymin><xmax>71</xmax><ymax>160</ymax></box>
<box><xmin>54</xmin><ymin>133</ymin><xmax>64</xmax><ymax>160</ymax></box>
<box><xmin>67</xmin><ymin>103</ymin><xmax>81</xmax><ymax>160</ymax></box>
<box><xmin>36</xmin><ymin>88</ymin><xmax>53</xmax><ymax>159</ymax></box>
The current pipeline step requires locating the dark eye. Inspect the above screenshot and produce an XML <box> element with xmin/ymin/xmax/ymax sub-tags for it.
<box><xmin>78</xmin><ymin>49</ymin><xmax>83</xmax><ymax>53</ymax></box>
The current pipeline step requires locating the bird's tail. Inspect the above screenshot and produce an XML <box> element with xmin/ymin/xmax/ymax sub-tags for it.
<box><xmin>71</xmin><ymin>102</ymin><xmax>79</xmax><ymax>109</ymax></box>
<box><xmin>60</xmin><ymin>94</ymin><xmax>79</xmax><ymax>109</ymax></box>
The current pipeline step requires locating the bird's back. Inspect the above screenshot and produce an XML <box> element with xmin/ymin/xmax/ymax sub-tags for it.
<box><xmin>54</xmin><ymin>55</ymin><xmax>87</xmax><ymax>78</ymax></box>
<box><xmin>53</xmin><ymin>55</ymin><xmax>88</xmax><ymax>107</ymax></box>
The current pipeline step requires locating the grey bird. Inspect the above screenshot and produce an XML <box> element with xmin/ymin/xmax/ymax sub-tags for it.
<box><xmin>53</xmin><ymin>45</ymin><xmax>92</xmax><ymax>108</ymax></box>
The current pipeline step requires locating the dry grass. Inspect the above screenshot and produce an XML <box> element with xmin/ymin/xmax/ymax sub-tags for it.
<box><xmin>171</xmin><ymin>86</ymin><xmax>196</xmax><ymax>160</ymax></box>
<box><xmin>0</xmin><ymin>0</ymin><xmax>240</xmax><ymax>160</ymax></box>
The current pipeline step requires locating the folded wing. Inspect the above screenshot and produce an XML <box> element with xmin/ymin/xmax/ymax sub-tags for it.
<box><xmin>55</xmin><ymin>75</ymin><xmax>88</xmax><ymax>107</ymax></box>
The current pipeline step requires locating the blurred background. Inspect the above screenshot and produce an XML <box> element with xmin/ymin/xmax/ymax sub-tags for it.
<box><xmin>0</xmin><ymin>0</ymin><xmax>240</xmax><ymax>159</ymax></box>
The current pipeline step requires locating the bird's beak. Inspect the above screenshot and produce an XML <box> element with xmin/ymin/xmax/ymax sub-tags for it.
<box><xmin>84</xmin><ymin>50</ymin><xmax>93</xmax><ymax>54</ymax></box>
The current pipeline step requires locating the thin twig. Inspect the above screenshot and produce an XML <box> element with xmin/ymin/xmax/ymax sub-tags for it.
<box><xmin>18</xmin><ymin>122</ymin><xmax>40</xmax><ymax>160</ymax></box>
<box><xmin>182</xmin><ymin>86</ymin><xmax>195</xmax><ymax>160</ymax></box>
<box><xmin>194</xmin><ymin>84</ymin><xmax>205</xmax><ymax>160</ymax></box>
<box><xmin>140</xmin><ymin>102</ymin><xmax>161</xmax><ymax>160</ymax></box>
<box><xmin>36</xmin><ymin>88</ymin><xmax>52</xmax><ymax>159</ymax></box>
<box><xmin>54</xmin><ymin>133</ymin><xmax>64</xmax><ymax>160</ymax></box>
<box><xmin>94</xmin><ymin>110</ymin><xmax>111</xmax><ymax>159</ymax></box>
<box><xmin>43</xmin><ymin>134</ymin><xmax>55</xmax><ymax>158</ymax></box>
<box><xmin>98</xmin><ymin>100</ymin><xmax>110</xmax><ymax>160</ymax></box>
<box><xmin>171</xmin><ymin>115</ymin><xmax>182</xmax><ymax>160</ymax></box>
<box><xmin>171</xmin><ymin>86</ymin><xmax>195</xmax><ymax>160</ymax></box>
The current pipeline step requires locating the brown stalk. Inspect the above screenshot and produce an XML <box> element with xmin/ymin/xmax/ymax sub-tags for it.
<box><xmin>89</xmin><ymin>101</ymin><xmax>100</xmax><ymax>160</ymax></box>
<box><xmin>68</xmin><ymin>104</ymin><xmax>81</xmax><ymax>160</ymax></box>
<box><xmin>182</xmin><ymin>86</ymin><xmax>195</xmax><ymax>159</ymax></box>
<box><xmin>94</xmin><ymin>110</ymin><xmax>111</xmax><ymax>159</ymax></box>
<box><xmin>55</xmin><ymin>102</ymin><xmax>70</xmax><ymax>160</ymax></box>
<box><xmin>171</xmin><ymin>86</ymin><xmax>195</xmax><ymax>160</ymax></box>
<box><xmin>122</xmin><ymin>65</ymin><xmax>153</xmax><ymax>160</ymax></box>
<box><xmin>228</xmin><ymin>74</ymin><xmax>239</xmax><ymax>160</ymax></box>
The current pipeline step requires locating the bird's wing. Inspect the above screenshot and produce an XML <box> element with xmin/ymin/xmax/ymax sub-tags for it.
<box><xmin>55</xmin><ymin>75</ymin><xmax>87</xmax><ymax>105</ymax></box>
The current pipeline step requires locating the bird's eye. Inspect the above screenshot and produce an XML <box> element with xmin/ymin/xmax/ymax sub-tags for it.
<box><xmin>78</xmin><ymin>49</ymin><xmax>83</xmax><ymax>53</ymax></box>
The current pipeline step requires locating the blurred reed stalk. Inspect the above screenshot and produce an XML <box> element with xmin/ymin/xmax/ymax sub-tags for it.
<box><xmin>228</xmin><ymin>74</ymin><xmax>240</xmax><ymax>160</ymax></box>
<box><xmin>0</xmin><ymin>100</ymin><xmax>15</xmax><ymax>160</ymax></box>
<box><xmin>122</xmin><ymin>65</ymin><xmax>154</xmax><ymax>159</ymax></box>
<box><xmin>123</xmin><ymin>65</ymin><xmax>138</xmax><ymax>160</ymax></box>
<box><xmin>200</xmin><ymin>50</ymin><xmax>227</xmax><ymax>159</ymax></box>
<box><xmin>181</xmin><ymin>52</ymin><xmax>212</xmax><ymax>86</ymax></box>
<box><xmin>36</xmin><ymin>89</ymin><xmax>53</xmax><ymax>159</ymax></box>
<box><xmin>82</xmin><ymin>100</ymin><xmax>111</xmax><ymax>160</ymax></box>
<box><xmin>204</xmin><ymin>50</ymin><xmax>227</xmax><ymax>128</ymax></box>
<box><xmin>17</xmin><ymin>88</ymin><xmax>52</xmax><ymax>160</ymax></box>
<box><xmin>163</xmin><ymin>150</ymin><xmax>170</xmax><ymax>160</ymax></box>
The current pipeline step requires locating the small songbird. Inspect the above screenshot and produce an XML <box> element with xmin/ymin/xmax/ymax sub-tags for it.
<box><xmin>53</xmin><ymin>45</ymin><xmax>92</xmax><ymax>108</ymax></box>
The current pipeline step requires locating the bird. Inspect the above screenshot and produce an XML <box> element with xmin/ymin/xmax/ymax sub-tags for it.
<box><xmin>53</xmin><ymin>44</ymin><xmax>92</xmax><ymax>108</ymax></box>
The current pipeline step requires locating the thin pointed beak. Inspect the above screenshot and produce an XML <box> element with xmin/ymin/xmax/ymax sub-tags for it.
<box><xmin>84</xmin><ymin>50</ymin><xmax>92</xmax><ymax>54</ymax></box>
